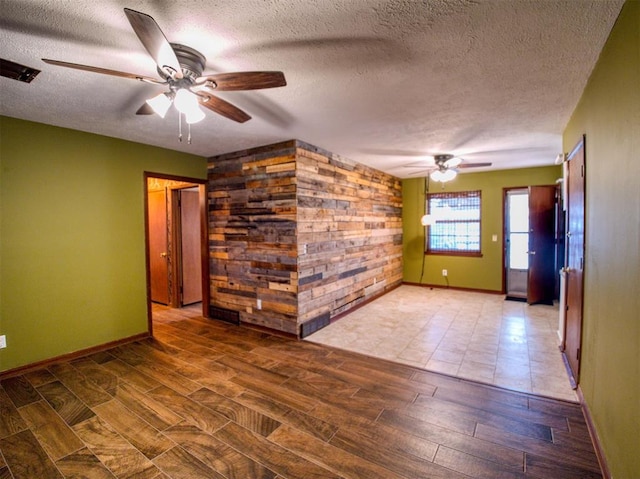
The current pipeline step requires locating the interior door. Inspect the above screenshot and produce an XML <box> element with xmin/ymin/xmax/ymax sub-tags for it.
<box><xmin>563</xmin><ymin>137</ymin><xmax>586</xmax><ymax>383</ymax></box>
<box><xmin>527</xmin><ymin>185</ymin><xmax>557</xmax><ymax>305</ymax></box>
<box><xmin>179</xmin><ymin>188</ymin><xmax>202</xmax><ymax>305</ymax></box>
<box><xmin>148</xmin><ymin>189</ymin><xmax>169</xmax><ymax>305</ymax></box>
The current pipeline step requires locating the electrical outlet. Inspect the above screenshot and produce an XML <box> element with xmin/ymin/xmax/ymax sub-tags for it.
<box><xmin>442</xmin><ymin>269</ymin><xmax>448</xmax><ymax>277</ymax></box>
<box><xmin>257</xmin><ymin>299</ymin><xmax>262</xmax><ymax>310</ymax></box>
<box><xmin>0</xmin><ymin>335</ymin><xmax>6</xmax><ymax>349</ymax></box>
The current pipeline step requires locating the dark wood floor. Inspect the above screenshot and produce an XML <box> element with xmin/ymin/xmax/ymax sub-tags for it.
<box><xmin>0</xmin><ymin>304</ymin><xmax>603</xmax><ymax>479</ymax></box>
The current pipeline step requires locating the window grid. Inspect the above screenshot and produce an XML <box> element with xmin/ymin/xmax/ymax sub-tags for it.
<box><xmin>427</xmin><ymin>190</ymin><xmax>482</xmax><ymax>255</ymax></box>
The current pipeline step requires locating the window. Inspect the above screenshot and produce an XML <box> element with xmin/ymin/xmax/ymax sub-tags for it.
<box><xmin>426</xmin><ymin>190</ymin><xmax>481</xmax><ymax>256</ymax></box>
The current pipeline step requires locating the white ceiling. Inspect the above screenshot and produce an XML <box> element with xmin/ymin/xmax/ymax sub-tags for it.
<box><xmin>0</xmin><ymin>0</ymin><xmax>624</xmax><ymax>178</ymax></box>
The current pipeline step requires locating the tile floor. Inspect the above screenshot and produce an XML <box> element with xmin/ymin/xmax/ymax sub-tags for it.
<box><xmin>307</xmin><ymin>285</ymin><xmax>577</xmax><ymax>402</ymax></box>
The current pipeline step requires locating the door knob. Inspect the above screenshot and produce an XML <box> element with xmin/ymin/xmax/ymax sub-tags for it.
<box><xmin>160</xmin><ymin>252</ymin><xmax>168</xmax><ymax>258</ymax></box>
<box><xmin>528</xmin><ymin>251</ymin><xmax>536</xmax><ymax>255</ymax></box>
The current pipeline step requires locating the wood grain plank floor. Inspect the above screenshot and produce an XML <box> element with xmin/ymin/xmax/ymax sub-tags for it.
<box><xmin>0</xmin><ymin>304</ymin><xmax>603</xmax><ymax>478</ymax></box>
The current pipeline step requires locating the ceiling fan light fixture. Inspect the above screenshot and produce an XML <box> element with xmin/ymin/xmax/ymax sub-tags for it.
<box><xmin>421</xmin><ymin>214</ymin><xmax>436</xmax><ymax>226</ymax></box>
<box><xmin>174</xmin><ymin>88</ymin><xmax>200</xmax><ymax>115</ymax></box>
<box><xmin>146</xmin><ymin>92</ymin><xmax>172</xmax><ymax>118</ymax></box>
<box><xmin>445</xmin><ymin>157</ymin><xmax>462</xmax><ymax>168</ymax></box>
<box><xmin>430</xmin><ymin>168</ymin><xmax>457</xmax><ymax>182</ymax></box>
<box><xmin>185</xmin><ymin>106</ymin><xmax>205</xmax><ymax>124</ymax></box>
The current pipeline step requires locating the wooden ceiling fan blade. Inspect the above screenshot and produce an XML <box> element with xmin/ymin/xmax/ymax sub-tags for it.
<box><xmin>136</xmin><ymin>102</ymin><xmax>154</xmax><ymax>115</ymax></box>
<box><xmin>41</xmin><ymin>59</ymin><xmax>164</xmax><ymax>83</ymax></box>
<box><xmin>198</xmin><ymin>71</ymin><xmax>286</xmax><ymax>91</ymax></box>
<box><xmin>458</xmin><ymin>162</ymin><xmax>493</xmax><ymax>169</ymax></box>
<box><xmin>124</xmin><ymin>8</ymin><xmax>183</xmax><ymax>79</ymax></box>
<box><xmin>195</xmin><ymin>93</ymin><xmax>251</xmax><ymax>123</ymax></box>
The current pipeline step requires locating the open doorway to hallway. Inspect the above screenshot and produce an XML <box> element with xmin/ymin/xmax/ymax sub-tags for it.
<box><xmin>144</xmin><ymin>173</ymin><xmax>209</xmax><ymax>332</ymax></box>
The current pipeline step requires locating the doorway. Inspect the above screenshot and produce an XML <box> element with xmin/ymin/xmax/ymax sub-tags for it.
<box><xmin>504</xmin><ymin>185</ymin><xmax>558</xmax><ymax>305</ymax></box>
<box><xmin>144</xmin><ymin>173</ymin><xmax>209</xmax><ymax>332</ymax></box>
<box><xmin>505</xmin><ymin>189</ymin><xmax>529</xmax><ymax>300</ymax></box>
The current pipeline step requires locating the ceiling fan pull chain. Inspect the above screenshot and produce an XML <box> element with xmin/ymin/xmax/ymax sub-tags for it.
<box><xmin>178</xmin><ymin>113</ymin><xmax>183</xmax><ymax>142</ymax></box>
<box><xmin>188</xmin><ymin>121</ymin><xmax>192</xmax><ymax>144</ymax></box>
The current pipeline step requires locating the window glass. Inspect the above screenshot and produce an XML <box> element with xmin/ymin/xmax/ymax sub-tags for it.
<box><xmin>427</xmin><ymin>191</ymin><xmax>481</xmax><ymax>255</ymax></box>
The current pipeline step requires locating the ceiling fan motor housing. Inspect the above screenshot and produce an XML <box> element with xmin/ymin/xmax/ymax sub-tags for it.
<box><xmin>159</xmin><ymin>43</ymin><xmax>206</xmax><ymax>84</ymax></box>
<box><xmin>434</xmin><ymin>154</ymin><xmax>455</xmax><ymax>168</ymax></box>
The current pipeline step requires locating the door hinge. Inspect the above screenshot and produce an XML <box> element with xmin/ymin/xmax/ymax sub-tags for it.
<box><xmin>580</xmin><ymin>257</ymin><xmax>583</xmax><ymax>270</ymax></box>
<box><xmin>581</xmin><ymin>164</ymin><xmax>584</xmax><ymax>177</ymax></box>
<box><xmin>577</xmin><ymin>347</ymin><xmax>581</xmax><ymax>361</ymax></box>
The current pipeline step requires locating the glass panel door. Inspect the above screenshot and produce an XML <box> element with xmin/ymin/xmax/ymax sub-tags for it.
<box><xmin>505</xmin><ymin>189</ymin><xmax>529</xmax><ymax>299</ymax></box>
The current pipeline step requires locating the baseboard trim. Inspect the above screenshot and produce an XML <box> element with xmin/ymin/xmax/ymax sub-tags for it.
<box><xmin>0</xmin><ymin>332</ymin><xmax>150</xmax><ymax>380</ymax></box>
<box><xmin>576</xmin><ymin>385</ymin><xmax>611</xmax><ymax>479</ymax></box>
<box><xmin>402</xmin><ymin>281</ymin><xmax>504</xmax><ymax>295</ymax></box>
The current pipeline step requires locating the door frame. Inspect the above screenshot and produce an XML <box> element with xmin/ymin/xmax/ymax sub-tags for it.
<box><xmin>143</xmin><ymin>172</ymin><xmax>209</xmax><ymax>335</ymax></box>
<box><xmin>502</xmin><ymin>186</ymin><xmax>529</xmax><ymax>294</ymax></box>
<box><xmin>503</xmin><ymin>187</ymin><xmax>530</xmax><ymax>299</ymax></box>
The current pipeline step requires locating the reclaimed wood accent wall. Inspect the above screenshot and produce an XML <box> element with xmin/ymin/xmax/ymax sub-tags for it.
<box><xmin>208</xmin><ymin>140</ymin><xmax>402</xmax><ymax>337</ymax></box>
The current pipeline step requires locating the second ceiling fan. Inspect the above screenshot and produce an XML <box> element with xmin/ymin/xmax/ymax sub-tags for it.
<box><xmin>405</xmin><ymin>154</ymin><xmax>492</xmax><ymax>182</ymax></box>
<box><xmin>42</xmin><ymin>8</ymin><xmax>286</xmax><ymax>131</ymax></box>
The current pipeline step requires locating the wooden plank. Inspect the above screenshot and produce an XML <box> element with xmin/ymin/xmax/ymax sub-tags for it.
<box><xmin>18</xmin><ymin>400</ymin><xmax>84</xmax><ymax>460</ymax></box>
<box><xmin>234</xmin><ymin>389</ymin><xmax>338</xmax><ymax>442</ymax></box>
<box><xmin>0</xmin><ymin>388</ymin><xmax>27</xmax><ymax>439</ymax></box>
<box><xmin>72</xmin><ymin>416</ymin><xmax>160</xmax><ymax>479</ymax></box>
<box><xmin>163</xmin><ymin>423</ymin><xmax>277</xmax><ymax>479</ymax></box>
<box><xmin>48</xmin><ymin>363</ymin><xmax>112</xmax><ymax>407</ymax></box>
<box><xmin>71</xmin><ymin>358</ymin><xmax>119</xmax><ymax>395</ymax></box>
<box><xmin>214</xmin><ymin>422</ymin><xmax>341</xmax><ymax>479</ymax></box>
<box><xmin>433</xmin><ymin>446</ymin><xmax>526</xmax><ymax>479</ymax></box>
<box><xmin>37</xmin><ymin>380</ymin><xmax>95</xmax><ymax>427</ymax></box>
<box><xmin>99</xmin><ymin>358</ymin><xmax>162</xmax><ymax>392</ymax></box>
<box><xmin>92</xmin><ymin>399</ymin><xmax>174</xmax><ymax>460</ymax></box>
<box><xmin>56</xmin><ymin>447</ymin><xmax>116</xmax><ymax>479</ymax></box>
<box><xmin>23</xmin><ymin>369</ymin><xmax>56</xmax><ymax>388</ymax></box>
<box><xmin>268</xmin><ymin>424</ymin><xmax>408</xmax><ymax>479</ymax></box>
<box><xmin>112</xmin><ymin>381</ymin><xmax>183</xmax><ymax>431</ymax></box>
<box><xmin>147</xmin><ymin>385</ymin><xmax>229</xmax><ymax>435</ymax></box>
<box><xmin>152</xmin><ymin>446</ymin><xmax>225</xmax><ymax>479</ymax></box>
<box><xmin>474</xmin><ymin>422</ymin><xmax>601</xmax><ymax>473</ymax></box>
<box><xmin>189</xmin><ymin>387</ymin><xmax>281</xmax><ymax>437</ymax></box>
<box><xmin>0</xmin><ymin>430</ymin><xmax>63</xmax><ymax>479</ymax></box>
<box><xmin>378</xmin><ymin>409</ymin><xmax>526</xmax><ymax>469</ymax></box>
<box><xmin>0</xmin><ymin>376</ymin><xmax>41</xmax><ymax>408</ymax></box>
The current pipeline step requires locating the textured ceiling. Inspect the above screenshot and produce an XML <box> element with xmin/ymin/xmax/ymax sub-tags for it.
<box><xmin>0</xmin><ymin>0</ymin><xmax>624</xmax><ymax>177</ymax></box>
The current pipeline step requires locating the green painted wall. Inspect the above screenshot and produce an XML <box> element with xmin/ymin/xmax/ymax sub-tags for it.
<box><xmin>0</xmin><ymin>117</ymin><xmax>206</xmax><ymax>372</ymax></box>
<box><xmin>562</xmin><ymin>1</ymin><xmax>639</xmax><ymax>476</ymax></box>
<box><xmin>403</xmin><ymin>166</ymin><xmax>561</xmax><ymax>290</ymax></box>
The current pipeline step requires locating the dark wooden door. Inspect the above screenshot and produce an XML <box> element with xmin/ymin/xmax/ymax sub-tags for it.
<box><xmin>527</xmin><ymin>185</ymin><xmax>557</xmax><ymax>305</ymax></box>
<box><xmin>179</xmin><ymin>189</ymin><xmax>202</xmax><ymax>305</ymax></box>
<box><xmin>148</xmin><ymin>189</ymin><xmax>169</xmax><ymax>305</ymax></box>
<box><xmin>563</xmin><ymin>137</ymin><xmax>586</xmax><ymax>383</ymax></box>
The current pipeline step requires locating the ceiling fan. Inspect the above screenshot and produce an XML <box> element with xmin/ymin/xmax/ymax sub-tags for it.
<box><xmin>403</xmin><ymin>154</ymin><xmax>492</xmax><ymax>182</ymax></box>
<box><xmin>41</xmin><ymin>8</ymin><xmax>286</xmax><ymax>140</ymax></box>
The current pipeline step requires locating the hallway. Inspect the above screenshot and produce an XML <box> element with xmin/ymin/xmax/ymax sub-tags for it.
<box><xmin>307</xmin><ymin>285</ymin><xmax>576</xmax><ymax>402</ymax></box>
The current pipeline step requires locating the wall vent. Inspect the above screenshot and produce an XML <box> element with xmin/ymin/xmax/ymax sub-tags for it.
<box><xmin>208</xmin><ymin>305</ymin><xmax>240</xmax><ymax>325</ymax></box>
<box><xmin>299</xmin><ymin>312</ymin><xmax>331</xmax><ymax>338</ymax></box>
<box><xmin>1</xmin><ymin>59</ymin><xmax>41</xmax><ymax>83</ymax></box>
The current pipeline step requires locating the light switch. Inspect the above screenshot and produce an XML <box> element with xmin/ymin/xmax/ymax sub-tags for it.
<box><xmin>492</xmin><ymin>234</ymin><xmax>498</xmax><ymax>242</ymax></box>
